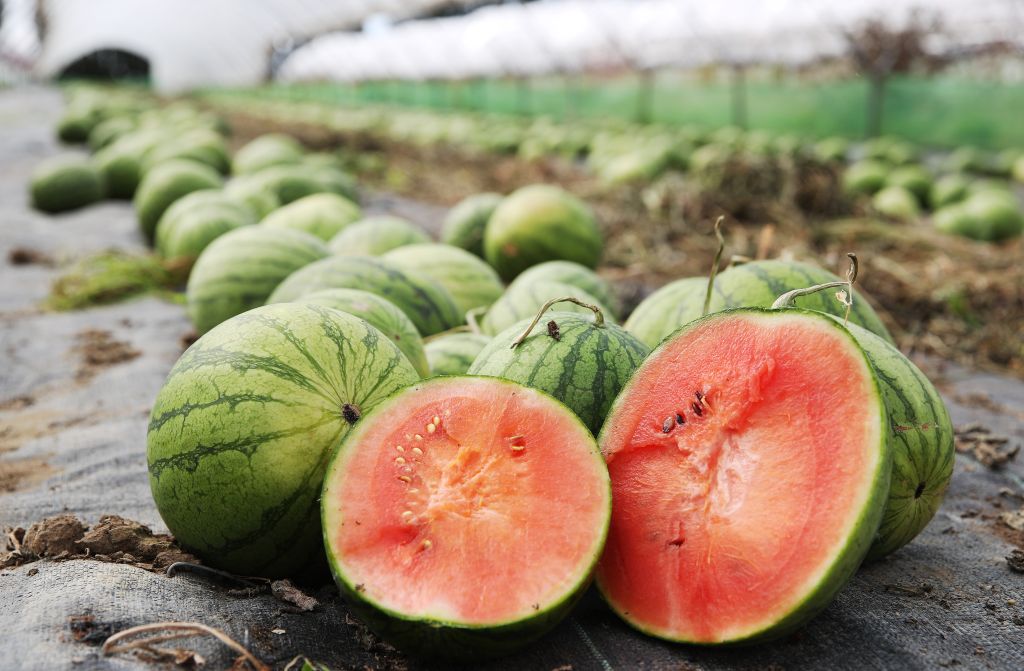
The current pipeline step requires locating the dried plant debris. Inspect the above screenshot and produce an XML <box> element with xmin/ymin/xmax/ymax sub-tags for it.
<box><xmin>1</xmin><ymin>514</ymin><xmax>196</xmax><ymax>571</ymax></box>
<box><xmin>1001</xmin><ymin>508</ymin><xmax>1024</xmax><ymax>533</ymax></box>
<box><xmin>955</xmin><ymin>424</ymin><xmax>1020</xmax><ymax>468</ymax></box>
<box><xmin>46</xmin><ymin>250</ymin><xmax>187</xmax><ymax>311</ymax></box>
<box><xmin>1008</xmin><ymin>550</ymin><xmax>1024</xmax><ymax>574</ymax></box>
<box><xmin>8</xmin><ymin>247</ymin><xmax>55</xmax><ymax>266</ymax></box>
<box><xmin>103</xmin><ymin>622</ymin><xmax>268</xmax><ymax>670</ymax></box>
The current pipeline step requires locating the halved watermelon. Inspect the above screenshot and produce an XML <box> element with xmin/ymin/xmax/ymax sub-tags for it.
<box><xmin>321</xmin><ymin>376</ymin><xmax>611</xmax><ymax>659</ymax></box>
<box><xmin>597</xmin><ymin>308</ymin><xmax>891</xmax><ymax>644</ymax></box>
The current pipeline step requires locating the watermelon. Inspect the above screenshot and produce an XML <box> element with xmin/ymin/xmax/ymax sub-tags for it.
<box><xmin>597</xmin><ymin>308</ymin><xmax>893</xmax><ymax>643</ymax></box>
<box><xmin>299</xmin><ymin>288</ymin><xmax>429</xmax><ymax>377</ymax></box>
<box><xmin>328</xmin><ymin>216</ymin><xmax>431</xmax><ymax>256</ymax></box>
<box><xmin>929</xmin><ymin>174</ymin><xmax>970</xmax><ymax>209</ymax></box>
<box><xmin>843</xmin><ymin>160</ymin><xmax>889</xmax><ymax>196</ymax></box>
<box><xmin>94</xmin><ymin>142</ymin><xmax>142</xmax><ymax>200</ymax></box>
<box><xmin>511</xmin><ymin>260</ymin><xmax>618</xmax><ymax>317</ymax></box>
<box><xmin>30</xmin><ymin>155</ymin><xmax>105</xmax><ymax>213</ymax></box>
<box><xmin>268</xmin><ymin>256</ymin><xmax>462</xmax><ymax>337</ymax></box>
<box><xmin>872</xmin><ymin>186</ymin><xmax>920</xmax><ymax>220</ymax></box>
<box><xmin>233</xmin><ymin>133</ymin><xmax>305</xmax><ymax>175</ymax></box>
<box><xmin>713</xmin><ymin>260</ymin><xmax>894</xmax><ymax>344</ymax></box>
<box><xmin>148</xmin><ymin>303</ymin><xmax>419</xmax><ymax>577</ymax></box>
<box><xmin>251</xmin><ymin>164</ymin><xmax>358</xmax><ymax>205</ymax></box>
<box><xmin>623</xmin><ymin>276</ymin><xmax>715</xmax><ymax>348</ymax></box>
<box><xmin>134</xmin><ymin>159</ymin><xmax>224</xmax><ymax>241</ymax></box>
<box><xmin>87</xmin><ymin>116</ymin><xmax>136</xmax><ymax>151</ymax></box>
<box><xmin>321</xmin><ymin>376</ymin><xmax>610</xmax><ymax>658</ymax></box>
<box><xmin>484</xmin><ymin>184</ymin><xmax>603</xmax><ymax>281</ymax></box>
<box><xmin>943</xmin><ymin>146</ymin><xmax>986</xmax><ymax>173</ymax></box>
<box><xmin>424</xmin><ymin>333</ymin><xmax>491</xmax><ymax>376</ymax></box>
<box><xmin>155</xmin><ymin>190</ymin><xmax>255</xmax><ymax>262</ymax></box>
<box><xmin>261</xmin><ymin>193</ymin><xmax>362</xmax><ymax>241</ymax></box>
<box><xmin>482</xmin><ymin>280</ymin><xmax>614</xmax><ymax>337</ymax></box>
<box><xmin>224</xmin><ymin>175</ymin><xmax>282</xmax><ymax>219</ymax></box>
<box><xmin>142</xmin><ymin>129</ymin><xmax>230</xmax><ymax>176</ymax></box>
<box><xmin>844</xmin><ymin>322</ymin><xmax>954</xmax><ymax>560</ymax></box>
<box><xmin>961</xmin><ymin>191</ymin><xmax>1024</xmax><ymax>241</ymax></box>
<box><xmin>383</xmin><ymin>244</ymin><xmax>504</xmax><ymax>318</ymax></box>
<box><xmin>812</xmin><ymin>136</ymin><xmax>849</xmax><ymax>162</ymax></box>
<box><xmin>440</xmin><ymin>192</ymin><xmax>503</xmax><ymax>257</ymax></box>
<box><xmin>885</xmin><ymin>165</ymin><xmax>931</xmax><ymax>205</ymax></box>
<box><xmin>469</xmin><ymin>302</ymin><xmax>649</xmax><ymax>435</ymax></box>
<box><xmin>187</xmin><ymin>227</ymin><xmax>329</xmax><ymax>334</ymax></box>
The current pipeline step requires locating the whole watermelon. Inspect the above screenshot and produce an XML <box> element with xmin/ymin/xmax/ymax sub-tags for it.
<box><xmin>482</xmin><ymin>279</ymin><xmax>614</xmax><ymax>336</ymax></box>
<box><xmin>484</xmin><ymin>184</ymin><xmax>602</xmax><ymax>281</ymax></box>
<box><xmin>268</xmin><ymin>255</ymin><xmax>462</xmax><ymax>337</ymax></box>
<box><xmin>512</xmin><ymin>260</ymin><xmax>618</xmax><ymax>318</ymax></box>
<box><xmin>233</xmin><ymin>134</ymin><xmax>305</xmax><ymax>175</ymax></box>
<box><xmin>623</xmin><ymin>276</ymin><xmax>714</xmax><ymax>348</ymax></box>
<box><xmin>298</xmin><ymin>288</ymin><xmax>429</xmax><ymax>377</ymax></box>
<box><xmin>147</xmin><ymin>303</ymin><xmax>419</xmax><ymax>577</ymax></box>
<box><xmin>383</xmin><ymin>243</ymin><xmax>504</xmax><ymax>317</ymax></box>
<box><xmin>224</xmin><ymin>175</ymin><xmax>282</xmax><ymax>219</ymax></box>
<box><xmin>134</xmin><ymin>159</ymin><xmax>223</xmax><ymax>241</ymax></box>
<box><xmin>30</xmin><ymin>155</ymin><xmax>105</xmax><ymax>213</ymax></box>
<box><xmin>469</xmin><ymin>309</ymin><xmax>649</xmax><ymax>435</ymax></box>
<box><xmin>261</xmin><ymin>193</ymin><xmax>362</xmax><ymax>241</ymax></box>
<box><xmin>440</xmin><ymin>192</ymin><xmax>503</xmax><ymax>257</ymax></box>
<box><xmin>154</xmin><ymin>190</ymin><xmax>255</xmax><ymax>262</ymax></box>
<box><xmin>328</xmin><ymin>216</ymin><xmax>431</xmax><ymax>256</ymax></box>
<box><xmin>187</xmin><ymin>226</ymin><xmax>329</xmax><ymax>334</ymax></box>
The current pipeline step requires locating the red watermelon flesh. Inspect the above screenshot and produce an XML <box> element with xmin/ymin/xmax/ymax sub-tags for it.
<box><xmin>597</xmin><ymin>309</ymin><xmax>890</xmax><ymax>644</ymax></box>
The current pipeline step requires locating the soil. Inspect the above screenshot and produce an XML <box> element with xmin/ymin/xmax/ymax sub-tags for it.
<box><xmin>72</xmin><ymin>328</ymin><xmax>140</xmax><ymax>381</ymax></box>
<box><xmin>2</xmin><ymin>514</ymin><xmax>198</xmax><ymax>571</ymax></box>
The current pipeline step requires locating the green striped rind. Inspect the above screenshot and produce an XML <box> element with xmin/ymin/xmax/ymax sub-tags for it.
<box><xmin>383</xmin><ymin>244</ymin><xmax>504</xmax><ymax>317</ymax></box>
<box><xmin>186</xmin><ymin>227</ymin><xmax>329</xmax><ymax>334</ymax></box>
<box><xmin>469</xmin><ymin>313</ymin><xmax>650</xmax><ymax>435</ymax></box>
<box><xmin>134</xmin><ymin>159</ymin><xmax>224</xmax><ymax>241</ymax></box>
<box><xmin>440</xmin><ymin>192</ymin><xmax>503</xmax><ymax>257</ymax></box>
<box><xmin>484</xmin><ymin>184</ymin><xmax>603</xmax><ymax>281</ymax></box>
<box><xmin>224</xmin><ymin>175</ymin><xmax>282</xmax><ymax>219</ymax></box>
<box><xmin>298</xmin><ymin>288</ymin><xmax>429</xmax><ymax>377</ymax></box>
<box><xmin>511</xmin><ymin>260</ymin><xmax>619</xmax><ymax>318</ymax></box>
<box><xmin>260</xmin><ymin>193</ymin><xmax>362</xmax><ymax>241</ymax></box>
<box><xmin>715</xmin><ymin>260</ymin><xmax>894</xmax><ymax>344</ymax></box>
<box><xmin>597</xmin><ymin>308</ymin><xmax>891</xmax><ymax>644</ymax></box>
<box><xmin>147</xmin><ymin>303</ymin><xmax>419</xmax><ymax>577</ymax></box>
<box><xmin>154</xmin><ymin>190</ymin><xmax>255</xmax><ymax>262</ymax></box>
<box><xmin>623</xmin><ymin>276</ymin><xmax>726</xmax><ymax>348</ymax></box>
<box><xmin>843</xmin><ymin>322</ymin><xmax>955</xmax><ymax>560</ymax></box>
<box><xmin>328</xmin><ymin>216</ymin><xmax>431</xmax><ymax>256</ymax></box>
<box><xmin>249</xmin><ymin>164</ymin><xmax>358</xmax><ymax>205</ymax></box>
<box><xmin>482</xmin><ymin>280</ymin><xmax>614</xmax><ymax>336</ymax></box>
<box><xmin>94</xmin><ymin>142</ymin><xmax>142</xmax><ymax>200</ymax></box>
<box><xmin>424</xmin><ymin>333</ymin><xmax>491</xmax><ymax>376</ymax></box>
<box><xmin>232</xmin><ymin>133</ymin><xmax>305</xmax><ymax>175</ymax></box>
<box><xmin>141</xmin><ymin>129</ymin><xmax>230</xmax><ymax>175</ymax></box>
<box><xmin>267</xmin><ymin>256</ymin><xmax>462</xmax><ymax>337</ymax></box>
<box><xmin>321</xmin><ymin>376</ymin><xmax>610</xmax><ymax>660</ymax></box>
<box><xmin>30</xmin><ymin>156</ymin><xmax>105</xmax><ymax>213</ymax></box>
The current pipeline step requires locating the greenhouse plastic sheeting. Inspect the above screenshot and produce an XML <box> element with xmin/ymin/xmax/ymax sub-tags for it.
<box><xmin>3</xmin><ymin>88</ymin><xmax>1024</xmax><ymax>670</ymax></box>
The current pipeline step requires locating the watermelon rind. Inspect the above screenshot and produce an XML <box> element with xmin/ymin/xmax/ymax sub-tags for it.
<box><xmin>511</xmin><ymin>260</ymin><xmax>618</xmax><ymax>318</ymax></box>
<box><xmin>134</xmin><ymin>159</ymin><xmax>224</xmax><ymax>241</ymax></box>
<box><xmin>321</xmin><ymin>376</ymin><xmax>611</xmax><ymax>659</ymax></box>
<box><xmin>186</xmin><ymin>226</ymin><xmax>329</xmax><ymax>334</ymax></box>
<box><xmin>424</xmin><ymin>332</ymin><xmax>491</xmax><ymax>376</ymax></box>
<box><xmin>267</xmin><ymin>255</ymin><xmax>462</xmax><ymax>337</ymax></box>
<box><xmin>440</xmin><ymin>192</ymin><xmax>503</xmax><ymax>257</ymax></box>
<box><xmin>298</xmin><ymin>288</ymin><xmax>430</xmax><ymax>378</ymax></box>
<box><xmin>147</xmin><ymin>303</ymin><xmax>420</xmax><ymax>577</ymax></box>
<box><xmin>30</xmin><ymin>155</ymin><xmax>105</xmax><ymax>213</ymax></box>
<box><xmin>482</xmin><ymin>280</ymin><xmax>614</xmax><ymax>337</ymax></box>
<box><xmin>328</xmin><ymin>216</ymin><xmax>431</xmax><ymax>257</ymax></box>
<box><xmin>469</xmin><ymin>311</ymin><xmax>650</xmax><ymax>435</ymax></box>
<box><xmin>383</xmin><ymin>243</ymin><xmax>505</xmax><ymax>317</ymax></box>
<box><xmin>261</xmin><ymin>193</ymin><xmax>362</xmax><ymax>241</ymax></box>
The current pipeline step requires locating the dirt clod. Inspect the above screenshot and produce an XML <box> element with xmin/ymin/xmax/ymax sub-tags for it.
<box><xmin>8</xmin><ymin>247</ymin><xmax>54</xmax><ymax>266</ymax></box>
<box><xmin>73</xmin><ymin>329</ymin><xmax>140</xmax><ymax>381</ymax></box>
<box><xmin>69</xmin><ymin>614</ymin><xmax>115</xmax><ymax>646</ymax></box>
<box><xmin>2</xmin><ymin>514</ymin><xmax>196</xmax><ymax>572</ymax></box>
<box><xmin>271</xmin><ymin>579</ymin><xmax>319</xmax><ymax>612</ymax></box>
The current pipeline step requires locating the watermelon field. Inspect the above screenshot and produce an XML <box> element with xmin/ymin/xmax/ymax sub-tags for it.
<box><xmin>2</xmin><ymin>77</ymin><xmax>1024</xmax><ymax>669</ymax></box>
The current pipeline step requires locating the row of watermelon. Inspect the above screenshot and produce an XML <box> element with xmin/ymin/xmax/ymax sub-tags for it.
<box><xmin>146</xmin><ymin>193</ymin><xmax>954</xmax><ymax>660</ymax></box>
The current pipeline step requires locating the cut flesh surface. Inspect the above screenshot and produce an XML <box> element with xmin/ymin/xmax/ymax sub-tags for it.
<box><xmin>323</xmin><ymin>376</ymin><xmax>610</xmax><ymax>628</ymax></box>
<box><xmin>597</xmin><ymin>310</ymin><xmax>888</xmax><ymax>643</ymax></box>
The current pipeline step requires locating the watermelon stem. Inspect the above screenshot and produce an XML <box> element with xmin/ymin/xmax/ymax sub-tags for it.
<box><xmin>771</xmin><ymin>253</ymin><xmax>860</xmax><ymax>326</ymax></box>
<box><xmin>702</xmin><ymin>216</ymin><xmax>726</xmax><ymax>317</ymax></box>
<box><xmin>465</xmin><ymin>306</ymin><xmax>486</xmax><ymax>335</ymax></box>
<box><xmin>510</xmin><ymin>296</ymin><xmax>605</xmax><ymax>349</ymax></box>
